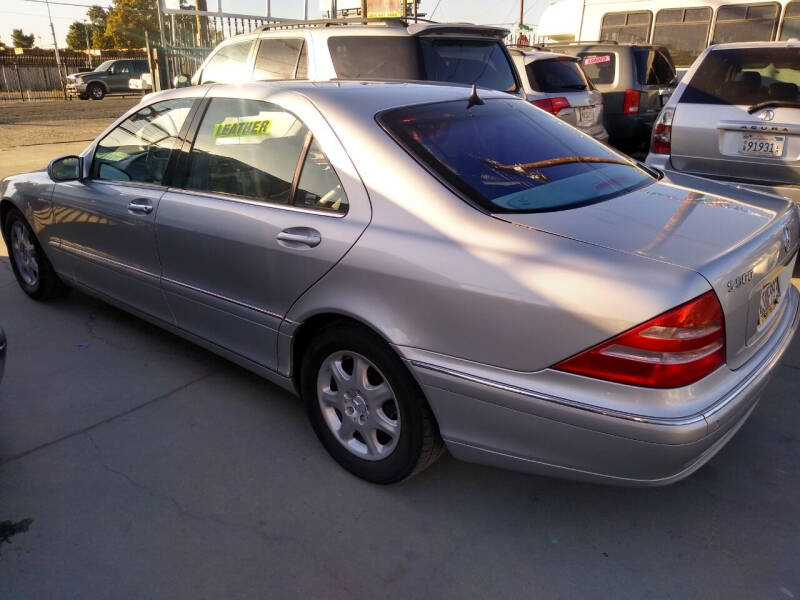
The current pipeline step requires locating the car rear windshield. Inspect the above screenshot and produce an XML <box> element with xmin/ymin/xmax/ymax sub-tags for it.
<box><xmin>378</xmin><ymin>98</ymin><xmax>652</xmax><ymax>213</ymax></box>
<box><xmin>527</xmin><ymin>57</ymin><xmax>589</xmax><ymax>92</ymax></box>
<box><xmin>680</xmin><ymin>48</ymin><xmax>800</xmax><ymax>106</ymax></box>
<box><xmin>578</xmin><ymin>52</ymin><xmax>617</xmax><ymax>84</ymax></box>
<box><xmin>328</xmin><ymin>36</ymin><xmax>517</xmax><ymax>92</ymax></box>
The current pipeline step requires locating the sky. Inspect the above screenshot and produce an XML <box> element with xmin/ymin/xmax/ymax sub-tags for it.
<box><xmin>0</xmin><ymin>0</ymin><xmax>546</xmax><ymax>50</ymax></box>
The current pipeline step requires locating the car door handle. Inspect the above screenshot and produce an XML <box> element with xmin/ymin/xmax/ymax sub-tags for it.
<box><xmin>127</xmin><ymin>199</ymin><xmax>153</xmax><ymax>215</ymax></box>
<box><xmin>277</xmin><ymin>227</ymin><xmax>321</xmax><ymax>248</ymax></box>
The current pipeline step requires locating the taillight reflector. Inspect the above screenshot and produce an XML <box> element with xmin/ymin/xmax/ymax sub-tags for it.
<box><xmin>622</xmin><ymin>89</ymin><xmax>641</xmax><ymax>114</ymax></box>
<box><xmin>531</xmin><ymin>97</ymin><xmax>571</xmax><ymax>114</ymax></box>
<box><xmin>554</xmin><ymin>291</ymin><xmax>725</xmax><ymax>388</ymax></box>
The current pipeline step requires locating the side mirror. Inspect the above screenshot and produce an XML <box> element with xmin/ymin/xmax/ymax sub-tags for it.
<box><xmin>48</xmin><ymin>155</ymin><xmax>82</xmax><ymax>182</ymax></box>
<box><xmin>173</xmin><ymin>73</ymin><xmax>190</xmax><ymax>88</ymax></box>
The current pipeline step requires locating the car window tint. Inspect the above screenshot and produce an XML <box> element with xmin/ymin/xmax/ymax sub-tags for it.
<box><xmin>201</xmin><ymin>40</ymin><xmax>253</xmax><ymax>83</ymax></box>
<box><xmin>680</xmin><ymin>47</ymin><xmax>800</xmax><ymax>105</ymax></box>
<box><xmin>114</xmin><ymin>61</ymin><xmax>131</xmax><ymax>74</ymax></box>
<box><xmin>579</xmin><ymin>53</ymin><xmax>617</xmax><ymax>84</ymax></box>
<box><xmin>379</xmin><ymin>98</ymin><xmax>652</xmax><ymax>214</ymax></box>
<box><xmin>634</xmin><ymin>49</ymin><xmax>676</xmax><ymax>85</ymax></box>
<box><xmin>653</xmin><ymin>7</ymin><xmax>712</xmax><ymax>67</ymax></box>
<box><xmin>186</xmin><ymin>98</ymin><xmax>308</xmax><ymax>204</ymax></box>
<box><xmin>254</xmin><ymin>38</ymin><xmax>304</xmax><ymax>80</ymax></box>
<box><xmin>92</xmin><ymin>98</ymin><xmax>194</xmax><ymax>185</ymax></box>
<box><xmin>295</xmin><ymin>137</ymin><xmax>348</xmax><ymax>214</ymax></box>
<box><xmin>328</xmin><ymin>36</ymin><xmax>421</xmax><ymax>79</ymax></box>
<box><xmin>527</xmin><ymin>58</ymin><xmax>588</xmax><ymax>92</ymax></box>
<box><xmin>419</xmin><ymin>39</ymin><xmax>518</xmax><ymax>92</ymax></box>
<box><xmin>712</xmin><ymin>2</ymin><xmax>779</xmax><ymax>43</ymax></box>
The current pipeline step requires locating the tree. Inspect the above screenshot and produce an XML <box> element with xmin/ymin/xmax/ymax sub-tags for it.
<box><xmin>104</xmin><ymin>0</ymin><xmax>159</xmax><ymax>49</ymax></box>
<box><xmin>12</xmin><ymin>29</ymin><xmax>35</xmax><ymax>49</ymax></box>
<box><xmin>86</xmin><ymin>4</ymin><xmax>113</xmax><ymax>47</ymax></box>
<box><xmin>66</xmin><ymin>21</ymin><xmax>91</xmax><ymax>51</ymax></box>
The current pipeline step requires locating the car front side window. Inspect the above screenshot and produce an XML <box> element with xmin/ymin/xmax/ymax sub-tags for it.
<box><xmin>92</xmin><ymin>98</ymin><xmax>195</xmax><ymax>185</ymax></box>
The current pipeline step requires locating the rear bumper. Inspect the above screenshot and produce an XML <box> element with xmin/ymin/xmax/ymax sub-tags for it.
<box><xmin>644</xmin><ymin>155</ymin><xmax>800</xmax><ymax>204</ymax></box>
<box><xmin>410</xmin><ymin>284</ymin><xmax>799</xmax><ymax>486</ymax></box>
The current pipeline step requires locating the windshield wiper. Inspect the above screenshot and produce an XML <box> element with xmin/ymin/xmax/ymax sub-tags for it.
<box><xmin>485</xmin><ymin>156</ymin><xmax>633</xmax><ymax>171</ymax></box>
<box><xmin>561</xmin><ymin>84</ymin><xmax>587</xmax><ymax>90</ymax></box>
<box><xmin>747</xmin><ymin>100</ymin><xmax>800</xmax><ymax>114</ymax></box>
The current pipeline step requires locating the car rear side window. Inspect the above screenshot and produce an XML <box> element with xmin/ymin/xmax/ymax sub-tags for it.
<box><xmin>634</xmin><ymin>48</ymin><xmax>676</xmax><ymax>85</ymax></box>
<box><xmin>201</xmin><ymin>40</ymin><xmax>253</xmax><ymax>84</ymax></box>
<box><xmin>527</xmin><ymin>58</ymin><xmax>589</xmax><ymax>92</ymax></box>
<box><xmin>295</xmin><ymin>137</ymin><xmax>348</xmax><ymax>214</ymax></box>
<box><xmin>327</xmin><ymin>36</ymin><xmax>517</xmax><ymax>92</ymax></box>
<box><xmin>711</xmin><ymin>3</ymin><xmax>780</xmax><ymax>44</ymax></box>
<box><xmin>579</xmin><ymin>53</ymin><xmax>617</xmax><ymax>84</ymax></box>
<box><xmin>378</xmin><ymin>98</ymin><xmax>652</xmax><ymax>213</ymax></box>
<box><xmin>92</xmin><ymin>98</ymin><xmax>194</xmax><ymax>185</ymax></box>
<box><xmin>254</xmin><ymin>38</ymin><xmax>306</xmax><ymax>80</ymax></box>
<box><xmin>652</xmin><ymin>8</ymin><xmax>712</xmax><ymax>67</ymax></box>
<box><xmin>679</xmin><ymin>48</ymin><xmax>800</xmax><ymax>106</ymax></box>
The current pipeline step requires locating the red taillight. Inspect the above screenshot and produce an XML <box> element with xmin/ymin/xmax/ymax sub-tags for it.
<box><xmin>650</xmin><ymin>107</ymin><xmax>674</xmax><ymax>155</ymax></box>
<box><xmin>555</xmin><ymin>291</ymin><xmax>726</xmax><ymax>388</ymax></box>
<box><xmin>531</xmin><ymin>97</ymin><xmax>571</xmax><ymax>114</ymax></box>
<box><xmin>622</xmin><ymin>89</ymin><xmax>640</xmax><ymax>114</ymax></box>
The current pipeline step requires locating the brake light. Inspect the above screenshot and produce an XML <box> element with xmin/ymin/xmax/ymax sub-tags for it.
<box><xmin>555</xmin><ymin>291</ymin><xmax>725</xmax><ymax>388</ymax></box>
<box><xmin>650</xmin><ymin>107</ymin><xmax>674</xmax><ymax>155</ymax></box>
<box><xmin>531</xmin><ymin>97</ymin><xmax>571</xmax><ymax>114</ymax></box>
<box><xmin>622</xmin><ymin>89</ymin><xmax>640</xmax><ymax>114</ymax></box>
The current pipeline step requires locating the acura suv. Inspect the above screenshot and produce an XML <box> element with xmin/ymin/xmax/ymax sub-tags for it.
<box><xmin>190</xmin><ymin>19</ymin><xmax>522</xmax><ymax>95</ymax></box>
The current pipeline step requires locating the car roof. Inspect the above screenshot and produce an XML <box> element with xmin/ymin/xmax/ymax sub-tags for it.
<box><xmin>509</xmin><ymin>48</ymin><xmax>577</xmax><ymax>62</ymax></box>
<box><xmin>142</xmin><ymin>80</ymin><xmax>515</xmax><ymax>119</ymax></box>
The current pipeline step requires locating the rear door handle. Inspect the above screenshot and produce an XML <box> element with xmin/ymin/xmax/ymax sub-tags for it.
<box><xmin>127</xmin><ymin>199</ymin><xmax>153</xmax><ymax>215</ymax></box>
<box><xmin>277</xmin><ymin>227</ymin><xmax>321</xmax><ymax>248</ymax></box>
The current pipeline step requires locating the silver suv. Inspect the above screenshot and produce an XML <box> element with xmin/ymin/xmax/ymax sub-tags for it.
<box><xmin>190</xmin><ymin>20</ymin><xmax>521</xmax><ymax>94</ymax></box>
<box><xmin>509</xmin><ymin>48</ymin><xmax>608</xmax><ymax>141</ymax></box>
<box><xmin>647</xmin><ymin>41</ymin><xmax>800</xmax><ymax>203</ymax></box>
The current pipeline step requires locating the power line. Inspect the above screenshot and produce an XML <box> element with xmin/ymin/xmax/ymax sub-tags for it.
<box><xmin>429</xmin><ymin>0</ymin><xmax>444</xmax><ymax>19</ymax></box>
<box><xmin>24</xmin><ymin>0</ymin><xmax>113</xmax><ymax>7</ymax></box>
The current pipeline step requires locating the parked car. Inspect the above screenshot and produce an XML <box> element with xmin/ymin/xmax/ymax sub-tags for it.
<box><xmin>509</xmin><ymin>47</ymin><xmax>608</xmax><ymax>141</ymax></box>
<box><xmin>547</xmin><ymin>42</ymin><xmax>677</xmax><ymax>150</ymax></box>
<box><xmin>66</xmin><ymin>59</ymin><xmax>149</xmax><ymax>100</ymax></box>
<box><xmin>647</xmin><ymin>41</ymin><xmax>800</xmax><ymax>204</ymax></box>
<box><xmin>189</xmin><ymin>20</ymin><xmax>522</xmax><ymax>95</ymax></box>
<box><xmin>2</xmin><ymin>81</ymin><xmax>798</xmax><ymax>485</ymax></box>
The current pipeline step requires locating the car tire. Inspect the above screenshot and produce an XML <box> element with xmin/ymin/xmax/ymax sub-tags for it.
<box><xmin>87</xmin><ymin>83</ymin><xmax>105</xmax><ymax>100</ymax></box>
<box><xmin>301</xmin><ymin>323</ymin><xmax>444</xmax><ymax>483</ymax></box>
<box><xmin>3</xmin><ymin>209</ymin><xmax>67</xmax><ymax>300</ymax></box>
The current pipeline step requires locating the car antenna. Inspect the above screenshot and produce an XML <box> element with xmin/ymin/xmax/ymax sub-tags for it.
<box><xmin>466</xmin><ymin>84</ymin><xmax>485</xmax><ymax>109</ymax></box>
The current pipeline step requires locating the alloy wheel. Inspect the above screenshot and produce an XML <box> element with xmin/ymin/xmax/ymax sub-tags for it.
<box><xmin>10</xmin><ymin>222</ymin><xmax>39</xmax><ymax>287</ymax></box>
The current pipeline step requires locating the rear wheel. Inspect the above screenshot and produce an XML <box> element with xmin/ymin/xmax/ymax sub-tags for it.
<box><xmin>302</xmin><ymin>324</ymin><xmax>444</xmax><ymax>483</ymax></box>
<box><xmin>3</xmin><ymin>209</ymin><xmax>67</xmax><ymax>300</ymax></box>
<box><xmin>87</xmin><ymin>83</ymin><xmax>105</xmax><ymax>100</ymax></box>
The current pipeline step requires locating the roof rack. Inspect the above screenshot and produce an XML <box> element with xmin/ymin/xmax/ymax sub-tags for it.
<box><xmin>254</xmin><ymin>16</ymin><xmax>430</xmax><ymax>32</ymax></box>
<box><xmin>541</xmin><ymin>40</ymin><xmax>619</xmax><ymax>45</ymax></box>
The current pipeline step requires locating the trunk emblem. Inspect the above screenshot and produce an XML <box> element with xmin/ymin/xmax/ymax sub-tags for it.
<box><xmin>784</xmin><ymin>226</ymin><xmax>792</xmax><ymax>254</ymax></box>
<box><xmin>758</xmin><ymin>109</ymin><xmax>775</xmax><ymax>121</ymax></box>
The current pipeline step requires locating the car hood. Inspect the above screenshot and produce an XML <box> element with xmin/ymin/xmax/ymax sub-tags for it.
<box><xmin>494</xmin><ymin>176</ymin><xmax>800</xmax><ymax>369</ymax></box>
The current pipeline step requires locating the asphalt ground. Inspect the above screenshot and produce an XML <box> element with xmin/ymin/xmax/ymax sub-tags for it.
<box><xmin>1</xmin><ymin>99</ymin><xmax>800</xmax><ymax>599</ymax></box>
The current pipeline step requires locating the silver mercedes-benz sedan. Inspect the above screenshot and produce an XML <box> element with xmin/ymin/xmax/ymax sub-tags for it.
<box><xmin>2</xmin><ymin>82</ymin><xmax>798</xmax><ymax>485</ymax></box>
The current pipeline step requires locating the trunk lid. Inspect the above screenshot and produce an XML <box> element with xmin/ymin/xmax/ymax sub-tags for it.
<box><xmin>495</xmin><ymin>177</ymin><xmax>800</xmax><ymax>369</ymax></box>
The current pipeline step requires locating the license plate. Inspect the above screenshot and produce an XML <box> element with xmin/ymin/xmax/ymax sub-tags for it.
<box><xmin>577</xmin><ymin>106</ymin><xmax>593</xmax><ymax>126</ymax></box>
<box><xmin>758</xmin><ymin>276</ymin><xmax>781</xmax><ymax>325</ymax></box>
<box><xmin>739</xmin><ymin>133</ymin><xmax>785</xmax><ymax>157</ymax></box>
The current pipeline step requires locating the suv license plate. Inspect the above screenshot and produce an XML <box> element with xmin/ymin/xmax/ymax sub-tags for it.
<box><xmin>739</xmin><ymin>133</ymin><xmax>785</xmax><ymax>157</ymax></box>
<box><xmin>758</xmin><ymin>276</ymin><xmax>781</xmax><ymax>325</ymax></box>
<box><xmin>577</xmin><ymin>106</ymin><xmax>593</xmax><ymax>126</ymax></box>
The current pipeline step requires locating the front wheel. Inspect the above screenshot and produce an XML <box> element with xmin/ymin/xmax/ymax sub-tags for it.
<box><xmin>302</xmin><ymin>324</ymin><xmax>444</xmax><ymax>483</ymax></box>
<box><xmin>3</xmin><ymin>209</ymin><xmax>67</xmax><ymax>300</ymax></box>
<box><xmin>87</xmin><ymin>83</ymin><xmax>105</xmax><ymax>100</ymax></box>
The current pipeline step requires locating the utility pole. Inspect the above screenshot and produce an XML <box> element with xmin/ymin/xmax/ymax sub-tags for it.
<box><xmin>266</xmin><ymin>0</ymin><xmax>271</xmax><ymax>19</ymax></box>
<box><xmin>519</xmin><ymin>0</ymin><xmax>524</xmax><ymax>28</ymax></box>
<box><xmin>84</xmin><ymin>19</ymin><xmax>92</xmax><ymax>68</ymax></box>
<box><xmin>44</xmin><ymin>0</ymin><xmax>67</xmax><ymax>99</ymax></box>
<box><xmin>304</xmin><ymin>0</ymin><xmax>308</xmax><ymax>20</ymax></box>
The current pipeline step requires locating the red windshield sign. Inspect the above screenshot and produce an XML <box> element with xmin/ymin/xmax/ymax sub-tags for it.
<box><xmin>584</xmin><ymin>54</ymin><xmax>612</xmax><ymax>65</ymax></box>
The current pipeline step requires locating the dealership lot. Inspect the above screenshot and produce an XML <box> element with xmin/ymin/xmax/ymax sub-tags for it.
<box><xmin>2</xmin><ymin>98</ymin><xmax>800</xmax><ymax>599</ymax></box>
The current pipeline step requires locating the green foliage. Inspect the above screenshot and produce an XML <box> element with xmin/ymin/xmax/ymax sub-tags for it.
<box><xmin>12</xmin><ymin>29</ymin><xmax>35</xmax><ymax>49</ymax></box>
<box><xmin>66</xmin><ymin>21</ymin><xmax>91</xmax><ymax>51</ymax></box>
<box><xmin>104</xmin><ymin>0</ymin><xmax>159</xmax><ymax>49</ymax></box>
